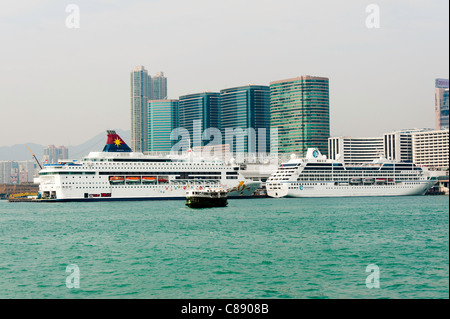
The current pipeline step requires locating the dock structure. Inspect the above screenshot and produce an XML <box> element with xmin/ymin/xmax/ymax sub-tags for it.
<box><xmin>0</xmin><ymin>183</ymin><xmax>39</xmax><ymax>200</ymax></box>
<box><xmin>426</xmin><ymin>175</ymin><xmax>449</xmax><ymax>195</ymax></box>
<box><xmin>7</xmin><ymin>197</ymin><xmax>42</xmax><ymax>203</ymax></box>
<box><xmin>240</xmin><ymin>163</ymin><xmax>278</xmax><ymax>196</ymax></box>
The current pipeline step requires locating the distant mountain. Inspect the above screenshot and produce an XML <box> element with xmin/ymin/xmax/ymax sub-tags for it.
<box><xmin>0</xmin><ymin>143</ymin><xmax>45</xmax><ymax>162</ymax></box>
<box><xmin>0</xmin><ymin>130</ymin><xmax>131</xmax><ymax>162</ymax></box>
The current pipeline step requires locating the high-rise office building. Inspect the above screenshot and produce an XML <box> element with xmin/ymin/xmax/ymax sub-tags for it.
<box><xmin>383</xmin><ymin>128</ymin><xmax>433</xmax><ymax>162</ymax></box>
<box><xmin>151</xmin><ymin>72</ymin><xmax>168</xmax><ymax>100</ymax></box>
<box><xmin>131</xmin><ymin>66</ymin><xmax>151</xmax><ymax>152</ymax></box>
<box><xmin>220</xmin><ymin>85</ymin><xmax>270</xmax><ymax>154</ymax></box>
<box><xmin>328</xmin><ymin>136</ymin><xmax>384</xmax><ymax>165</ymax></box>
<box><xmin>270</xmin><ymin>76</ymin><xmax>330</xmax><ymax>156</ymax></box>
<box><xmin>412</xmin><ymin>129</ymin><xmax>449</xmax><ymax>169</ymax></box>
<box><xmin>178</xmin><ymin>92</ymin><xmax>221</xmax><ymax>148</ymax></box>
<box><xmin>328</xmin><ymin>128</ymin><xmax>435</xmax><ymax>165</ymax></box>
<box><xmin>435</xmin><ymin>78</ymin><xmax>449</xmax><ymax>130</ymax></box>
<box><xmin>147</xmin><ymin>99</ymin><xmax>179</xmax><ymax>152</ymax></box>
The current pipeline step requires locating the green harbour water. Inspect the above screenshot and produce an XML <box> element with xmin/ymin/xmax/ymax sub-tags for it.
<box><xmin>0</xmin><ymin>196</ymin><xmax>448</xmax><ymax>299</ymax></box>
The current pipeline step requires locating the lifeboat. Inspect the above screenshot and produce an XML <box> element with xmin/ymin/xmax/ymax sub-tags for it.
<box><xmin>109</xmin><ymin>176</ymin><xmax>125</xmax><ymax>184</ymax></box>
<box><xmin>158</xmin><ymin>178</ymin><xmax>168</xmax><ymax>183</ymax></box>
<box><xmin>375</xmin><ymin>178</ymin><xmax>386</xmax><ymax>184</ymax></box>
<box><xmin>363</xmin><ymin>178</ymin><xmax>375</xmax><ymax>184</ymax></box>
<box><xmin>142</xmin><ymin>176</ymin><xmax>157</xmax><ymax>183</ymax></box>
<box><xmin>349</xmin><ymin>178</ymin><xmax>362</xmax><ymax>185</ymax></box>
<box><xmin>126</xmin><ymin>176</ymin><xmax>141</xmax><ymax>183</ymax></box>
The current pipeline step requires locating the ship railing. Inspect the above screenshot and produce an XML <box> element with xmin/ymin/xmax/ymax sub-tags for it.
<box><xmin>143</xmin><ymin>151</ymin><xmax>283</xmax><ymax>165</ymax></box>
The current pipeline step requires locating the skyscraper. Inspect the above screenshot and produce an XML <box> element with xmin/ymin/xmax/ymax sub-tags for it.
<box><xmin>270</xmin><ymin>76</ymin><xmax>330</xmax><ymax>156</ymax></box>
<box><xmin>151</xmin><ymin>72</ymin><xmax>168</xmax><ymax>100</ymax></box>
<box><xmin>130</xmin><ymin>66</ymin><xmax>151</xmax><ymax>152</ymax></box>
<box><xmin>435</xmin><ymin>78</ymin><xmax>449</xmax><ymax>130</ymax></box>
<box><xmin>220</xmin><ymin>85</ymin><xmax>270</xmax><ymax>154</ymax></box>
<box><xmin>147</xmin><ymin>99</ymin><xmax>179</xmax><ymax>152</ymax></box>
<box><xmin>178</xmin><ymin>92</ymin><xmax>221</xmax><ymax>148</ymax></box>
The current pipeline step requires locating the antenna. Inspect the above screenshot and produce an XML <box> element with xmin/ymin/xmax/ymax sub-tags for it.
<box><xmin>26</xmin><ymin>145</ymin><xmax>43</xmax><ymax>169</ymax></box>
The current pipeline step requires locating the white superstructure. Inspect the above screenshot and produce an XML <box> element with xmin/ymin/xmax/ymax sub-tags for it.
<box><xmin>35</xmin><ymin>131</ymin><xmax>260</xmax><ymax>201</ymax></box>
<box><xmin>266</xmin><ymin>148</ymin><xmax>436</xmax><ymax>198</ymax></box>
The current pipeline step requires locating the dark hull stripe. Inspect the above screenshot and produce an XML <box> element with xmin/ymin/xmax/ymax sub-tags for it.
<box><xmin>41</xmin><ymin>196</ymin><xmax>254</xmax><ymax>202</ymax></box>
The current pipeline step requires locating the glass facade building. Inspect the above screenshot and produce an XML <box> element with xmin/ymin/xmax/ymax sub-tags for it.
<box><xmin>435</xmin><ymin>79</ymin><xmax>449</xmax><ymax>130</ymax></box>
<box><xmin>270</xmin><ymin>76</ymin><xmax>330</xmax><ymax>156</ymax></box>
<box><xmin>220</xmin><ymin>85</ymin><xmax>270</xmax><ymax>154</ymax></box>
<box><xmin>178</xmin><ymin>92</ymin><xmax>221</xmax><ymax>148</ymax></box>
<box><xmin>147</xmin><ymin>100</ymin><xmax>179</xmax><ymax>152</ymax></box>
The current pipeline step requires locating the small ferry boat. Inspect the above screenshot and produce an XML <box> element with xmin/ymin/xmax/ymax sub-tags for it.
<box><xmin>185</xmin><ymin>189</ymin><xmax>228</xmax><ymax>208</ymax></box>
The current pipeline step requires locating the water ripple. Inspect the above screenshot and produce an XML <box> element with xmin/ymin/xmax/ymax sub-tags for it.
<box><xmin>0</xmin><ymin>196</ymin><xmax>448</xmax><ymax>299</ymax></box>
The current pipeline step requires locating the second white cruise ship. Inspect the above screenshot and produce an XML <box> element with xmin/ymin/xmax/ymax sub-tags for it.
<box><xmin>35</xmin><ymin>131</ymin><xmax>260</xmax><ymax>201</ymax></box>
<box><xmin>266</xmin><ymin>148</ymin><xmax>436</xmax><ymax>198</ymax></box>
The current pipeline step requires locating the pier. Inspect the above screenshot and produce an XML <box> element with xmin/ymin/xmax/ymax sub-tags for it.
<box><xmin>7</xmin><ymin>197</ymin><xmax>42</xmax><ymax>203</ymax></box>
<box><xmin>0</xmin><ymin>183</ymin><xmax>39</xmax><ymax>200</ymax></box>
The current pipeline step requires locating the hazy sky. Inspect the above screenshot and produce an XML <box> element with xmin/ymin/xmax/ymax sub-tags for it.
<box><xmin>0</xmin><ymin>0</ymin><xmax>448</xmax><ymax>147</ymax></box>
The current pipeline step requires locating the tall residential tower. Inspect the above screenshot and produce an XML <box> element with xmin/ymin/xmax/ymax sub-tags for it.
<box><xmin>151</xmin><ymin>72</ymin><xmax>168</xmax><ymax>100</ymax></box>
<box><xmin>130</xmin><ymin>66</ymin><xmax>169</xmax><ymax>152</ymax></box>
<box><xmin>130</xmin><ymin>66</ymin><xmax>151</xmax><ymax>152</ymax></box>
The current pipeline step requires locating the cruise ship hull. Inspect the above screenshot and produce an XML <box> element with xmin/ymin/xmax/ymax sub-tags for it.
<box><xmin>40</xmin><ymin>182</ymin><xmax>260</xmax><ymax>202</ymax></box>
<box><xmin>266</xmin><ymin>148</ymin><xmax>437</xmax><ymax>198</ymax></box>
<box><xmin>35</xmin><ymin>131</ymin><xmax>261</xmax><ymax>202</ymax></box>
<box><xmin>267</xmin><ymin>180</ymin><xmax>436</xmax><ymax>198</ymax></box>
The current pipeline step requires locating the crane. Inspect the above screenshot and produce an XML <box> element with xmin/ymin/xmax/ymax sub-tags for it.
<box><xmin>26</xmin><ymin>145</ymin><xmax>42</xmax><ymax>170</ymax></box>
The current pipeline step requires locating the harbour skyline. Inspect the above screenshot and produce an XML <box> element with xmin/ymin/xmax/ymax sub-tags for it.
<box><xmin>0</xmin><ymin>3</ymin><xmax>448</xmax><ymax>304</ymax></box>
<box><xmin>0</xmin><ymin>0</ymin><xmax>448</xmax><ymax>147</ymax></box>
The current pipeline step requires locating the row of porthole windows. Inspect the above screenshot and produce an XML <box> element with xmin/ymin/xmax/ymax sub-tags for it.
<box><xmin>72</xmin><ymin>186</ymin><xmax>191</xmax><ymax>189</ymax></box>
<box><xmin>65</xmin><ymin>166</ymin><xmax>226</xmax><ymax>171</ymax></box>
<box><xmin>323</xmin><ymin>186</ymin><xmax>418</xmax><ymax>189</ymax></box>
<box><xmin>82</xmin><ymin>162</ymin><xmax>224</xmax><ymax>166</ymax></box>
<box><xmin>286</xmin><ymin>185</ymin><xmax>420</xmax><ymax>190</ymax></box>
<box><xmin>63</xmin><ymin>182</ymin><xmax>107</xmax><ymax>184</ymax></box>
<box><xmin>290</xmin><ymin>183</ymin><xmax>324</xmax><ymax>186</ymax></box>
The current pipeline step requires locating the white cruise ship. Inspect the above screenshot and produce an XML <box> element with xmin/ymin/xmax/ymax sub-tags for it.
<box><xmin>35</xmin><ymin>131</ymin><xmax>260</xmax><ymax>201</ymax></box>
<box><xmin>266</xmin><ymin>148</ymin><xmax>436</xmax><ymax>198</ymax></box>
